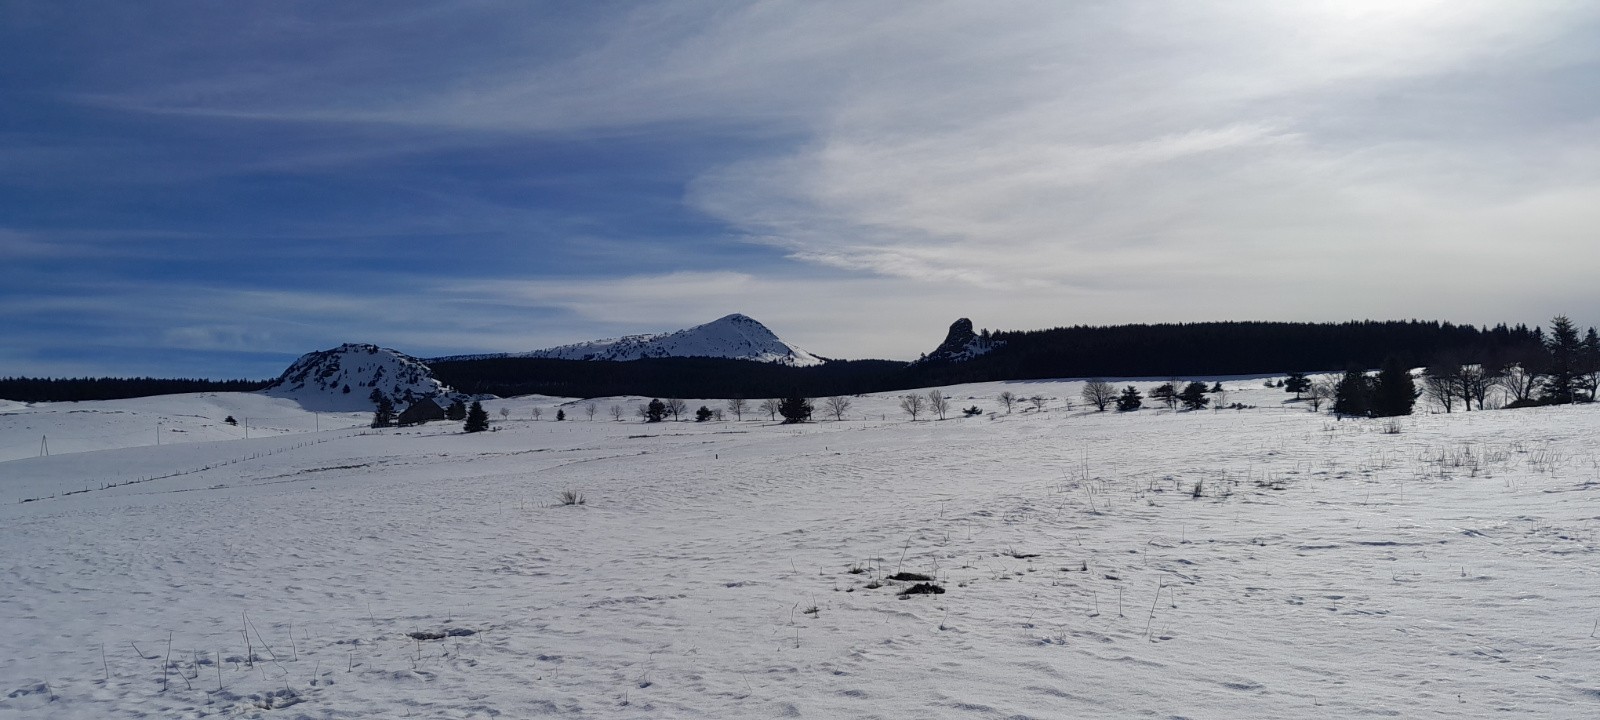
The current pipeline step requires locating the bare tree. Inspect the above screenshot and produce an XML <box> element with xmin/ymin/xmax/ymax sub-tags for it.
<box><xmin>1308</xmin><ymin>375</ymin><xmax>1338</xmax><ymax>412</ymax></box>
<box><xmin>585</xmin><ymin>402</ymin><xmax>597</xmax><ymax>421</ymax></box>
<box><xmin>1456</xmin><ymin>364</ymin><xmax>1500</xmax><ymax>412</ymax></box>
<box><xmin>759</xmin><ymin>398</ymin><xmax>782</xmax><ymax>421</ymax></box>
<box><xmin>1027</xmin><ymin>395</ymin><xmax>1047</xmax><ymax>412</ymax></box>
<box><xmin>1431</xmin><ymin>350</ymin><xmax>1486</xmax><ymax>411</ymax></box>
<box><xmin>1422</xmin><ymin>361</ymin><xmax>1460</xmax><ymax>413</ymax></box>
<box><xmin>610</xmin><ymin>404</ymin><xmax>624</xmax><ymax>421</ymax></box>
<box><xmin>927</xmin><ymin>390</ymin><xmax>949</xmax><ymax>420</ymax></box>
<box><xmin>823</xmin><ymin>396</ymin><xmax>852</xmax><ymax>421</ymax></box>
<box><xmin>1081</xmin><ymin>379</ymin><xmax>1116</xmax><ymax>411</ymax></box>
<box><xmin>726</xmin><ymin>397</ymin><xmax>748</xmax><ymax>421</ymax></box>
<box><xmin>899</xmin><ymin>393</ymin><xmax>925</xmax><ymax>420</ymax></box>
<box><xmin>665</xmin><ymin>398</ymin><xmax>687</xmax><ymax>421</ymax></box>
<box><xmin>996</xmin><ymin>391</ymin><xmax>1017</xmax><ymax>414</ymax></box>
<box><xmin>1212</xmin><ymin>387</ymin><xmax>1229</xmax><ymax>410</ymax></box>
<box><xmin>499</xmin><ymin>407</ymin><xmax>510</xmax><ymax>422</ymax></box>
<box><xmin>635</xmin><ymin>403</ymin><xmax>651</xmax><ymax>421</ymax></box>
<box><xmin>1497</xmin><ymin>362</ymin><xmax>1542</xmax><ymax>404</ymax></box>
<box><xmin>532</xmin><ymin>407</ymin><xmax>543</xmax><ymax>421</ymax></box>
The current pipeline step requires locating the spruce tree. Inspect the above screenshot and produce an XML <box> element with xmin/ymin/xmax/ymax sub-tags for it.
<box><xmin>555</xmin><ymin>409</ymin><xmax>565</xmax><ymax>421</ymax></box>
<box><xmin>645</xmin><ymin>399</ymin><xmax>666</xmax><ymax>423</ymax></box>
<box><xmin>1332</xmin><ymin>368</ymin><xmax>1371</xmax><ymax>417</ymax></box>
<box><xmin>1542</xmin><ymin>315</ymin><xmax>1582</xmax><ymax>404</ymax></box>
<box><xmin>778</xmin><ymin>396</ymin><xmax>813</xmax><ymax>424</ymax></box>
<box><xmin>446</xmin><ymin>399</ymin><xmax>467</xmax><ymax>421</ymax></box>
<box><xmin>1116</xmin><ymin>385</ymin><xmax>1143</xmax><ymax>411</ymax></box>
<box><xmin>695</xmin><ymin>406</ymin><xmax>714</xmax><ymax>422</ymax></box>
<box><xmin>1370</xmin><ymin>356</ymin><xmax>1416</xmax><ymax>417</ymax></box>
<box><xmin>371</xmin><ymin>396</ymin><xmax>395</xmax><ymax>428</ymax></box>
<box><xmin>1580</xmin><ymin>328</ymin><xmax>1600</xmax><ymax>402</ymax></box>
<box><xmin>463</xmin><ymin>400</ymin><xmax>489</xmax><ymax>433</ymax></box>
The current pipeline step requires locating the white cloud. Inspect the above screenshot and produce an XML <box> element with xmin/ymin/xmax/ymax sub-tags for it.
<box><xmin>16</xmin><ymin>1</ymin><xmax>1600</xmax><ymax>369</ymax></box>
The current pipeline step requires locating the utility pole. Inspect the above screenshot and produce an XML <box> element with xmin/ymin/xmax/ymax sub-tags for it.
<box><xmin>156</xmin><ymin>423</ymin><xmax>162</xmax><ymax>446</ymax></box>
<box><xmin>315</xmin><ymin>412</ymin><xmax>320</xmax><ymax>432</ymax></box>
<box><xmin>244</xmin><ymin>418</ymin><xmax>249</xmax><ymax>440</ymax></box>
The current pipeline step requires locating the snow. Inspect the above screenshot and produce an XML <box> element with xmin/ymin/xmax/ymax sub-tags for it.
<box><xmin>3</xmin><ymin>379</ymin><xmax>1599</xmax><ymax>718</ymax></box>
<box><xmin>263</xmin><ymin>343</ymin><xmax>458</xmax><ymax>412</ymax></box>
<box><xmin>437</xmin><ymin>313</ymin><xmax>825</xmax><ymax>367</ymax></box>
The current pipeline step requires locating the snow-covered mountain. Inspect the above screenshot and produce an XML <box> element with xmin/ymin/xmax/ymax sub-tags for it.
<box><xmin>436</xmin><ymin>314</ymin><xmax>825</xmax><ymax>367</ymax></box>
<box><xmin>917</xmin><ymin>318</ymin><xmax>1003</xmax><ymax>363</ymax></box>
<box><xmin>262</xmin><ymin>343</ymin><xmax>459</xmax><ymax>411</ymax></box>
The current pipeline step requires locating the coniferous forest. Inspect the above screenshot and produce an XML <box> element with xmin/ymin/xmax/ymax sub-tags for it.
<box><xmin>0</xmin><ymin>319</ymin><xmax>1555</xmax><ymax>402</ymax></box>
<box><xmin>0</xmin><ymin>377</ymin><xmax>268</xmax><ymax>403</ymax></box>
<box><xmin>433</xmin><ymin>319</ymin><xmax>1544</xmax><ymax>400</ymax></box>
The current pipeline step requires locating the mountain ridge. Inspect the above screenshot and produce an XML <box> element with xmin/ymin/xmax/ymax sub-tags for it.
<box><xmin>431</xmin><ymin>313</ymin><xmax>824</xmax><ymax>367</ymax></box>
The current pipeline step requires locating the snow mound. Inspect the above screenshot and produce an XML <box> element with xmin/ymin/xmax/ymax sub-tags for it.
<box><xmin>262</xmin><ymin>343</ymin><xmax>458</xmax><ymax>411</ymax></box>
<box><xmin>440</xmin><ymin>314</ymin><xmax>825</xmax><ymax>367</ymax></box>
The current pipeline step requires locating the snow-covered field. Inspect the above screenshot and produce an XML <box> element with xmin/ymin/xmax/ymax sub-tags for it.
<box><xmin>2</xmin><ymin>380</ymin><xmax>1598</xmax><ymax>718</ymax></box>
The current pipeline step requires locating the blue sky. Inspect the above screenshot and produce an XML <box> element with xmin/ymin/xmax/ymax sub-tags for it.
<box><xmin>4</xmin><ymin>2</ymin><xmax>1600</xmax><ymax>379</ymax></box>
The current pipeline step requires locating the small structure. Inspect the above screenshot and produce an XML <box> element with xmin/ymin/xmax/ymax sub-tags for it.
<box><xmin>397</xmin><ymin>398</ymin><xmax>446</xmax><ymax>426</ymax></box>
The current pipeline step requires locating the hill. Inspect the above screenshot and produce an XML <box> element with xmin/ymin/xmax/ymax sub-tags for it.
<box><xmin>433</xmin><ymin>313</ymin><xmax>824</xmax><ymax>367</ymax></box>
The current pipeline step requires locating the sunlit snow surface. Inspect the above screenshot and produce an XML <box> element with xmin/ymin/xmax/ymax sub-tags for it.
<box><xmin>2</xmin><ymin>380</ymin><xmax>1598</xmax><ymax>718</ymax></box>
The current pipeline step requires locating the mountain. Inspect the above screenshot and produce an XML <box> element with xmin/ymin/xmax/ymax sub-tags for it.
<box><xmin>262</xmin><ymin>343</ymin><xmax>460</xmax><ymax>411</ymax></box>
<box><xmin>917</xmin><ymin>318</ymin><xmax>1003</xmax><ymax>364</ymax></box>
<box><xmin>435</xmin><ymin>314</ymin><xmax>825</xmax><ymax>367</ymax></box>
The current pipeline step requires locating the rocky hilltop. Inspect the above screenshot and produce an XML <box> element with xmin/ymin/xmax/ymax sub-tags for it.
<box><xmin>919</xmin><ymin>318</ymin><xmax>1003</xmax><ymax>363</ymax></box>
<box><xmin>263</xmin><ymin>343</ymin><xmax>459</xmax><ymax>411</ymax></box>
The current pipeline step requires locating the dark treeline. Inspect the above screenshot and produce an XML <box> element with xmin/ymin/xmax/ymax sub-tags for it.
<box><xmin>429</xmin><ymin>357</ymin><xmax>911</xmax><ymax>400</ymax></box>
<box><xmin>433</xmin><ymin>320</ymin><xmax>1541</xmax><ymax>400</ymax></box>
<box><xmin>900</xmin><ymin>320</ymin><xmax>1543</xmax><ymax>387</ymax></box>
<box><xmin>1</xmin><ymin>320</ymin><xmax>1550</xmax><ymax>403</ymax></box>
<box><xmin>0</xmin><ymin>377</ymin><xmax>269</xmax><ymax>403</ymax></box>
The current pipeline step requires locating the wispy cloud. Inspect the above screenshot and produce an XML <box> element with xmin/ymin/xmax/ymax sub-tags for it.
<box><xmin>3</xmin><ymin>2</ymin><xmax>1599</xmax><ymax>377</ymax></box>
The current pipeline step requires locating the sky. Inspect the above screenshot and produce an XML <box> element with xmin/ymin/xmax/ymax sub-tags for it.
<box><xmin>3</xmin><ymin>1</ymin><xmax>1599</xmax><ymax>379</ymax></box>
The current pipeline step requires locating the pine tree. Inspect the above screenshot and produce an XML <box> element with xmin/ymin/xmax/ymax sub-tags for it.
<box><xmin>778</xmin><ymin>396</ymin><xmax>813</xmax><ymax>424</ymax></box>
<box><xmin>1370</xmin><ymin>356</ymin><xmax>1417</xmax><ymax>417</ymax></box>
<box><xmin>446</xmin><ymin>399</ymin><xmax>467</xmax><ymax>421</ymax></box>
<box><xmin>645</xmin><ymin>399</ymin><xmax>666</xmax><ymax>423</ymax></box>
<box><xmin>464</xmin><ymin>400</ymin><xmax>489</xmax><ymax>433</ymax></box>
<box><xmin>1283</xmin><ymin>372</ymin><xmax>1310</xmax><ymax>398</ymax></box>
<box><xmin>555</xmin><ymin>409</ymin><xmax>565</xmax><ymax>421</ymax></box>
<box><xmin>1149</xmin><ymin>383</ymin><xmax>1177</xmax><ymax>410</ymax></box>
<box><xmin>695</xmin><ymin>405</ymin><xmax>714</xmax><ymax>422</ymax></box>
<box><xmin>1178</xmin><ymin>382</ymin><xmax>1210</xmax><ymax>411</ymax></box>
<box><xmin>1116</xmin><ymin>385</ymin><xmax>1143</xmax><ymax>411</ymax></box>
